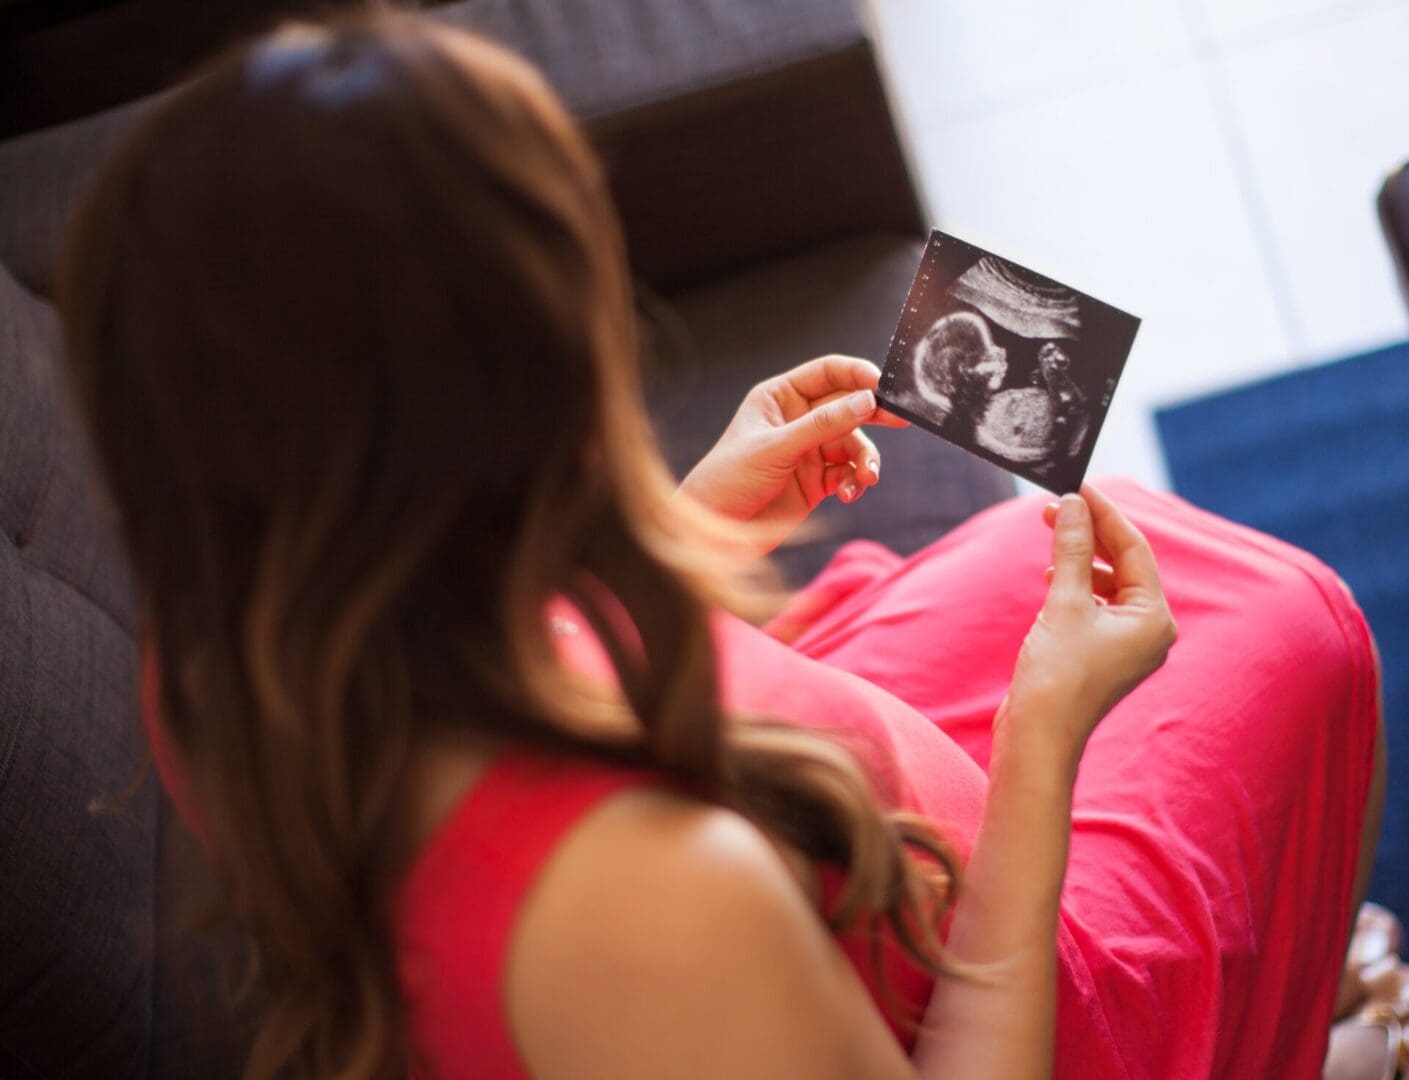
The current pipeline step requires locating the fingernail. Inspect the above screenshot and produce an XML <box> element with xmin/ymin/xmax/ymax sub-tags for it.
<box><xmin>868</xmin><ymin>458</ymin><xmax>880</xmax><ymax>480</ymax></box>
<box><xmin>848</xmin><ymin>390</ymin><xmax>875</xmax><ymax>417</ymax></box>
<box><xmin>840</xmin><ymin>480</ymin><xmax>859</xmax><ymax>502</ymax></box>
<box><xmin>1057</xmin><ymin>493</ymin><xmax>1083</xmax><ymax>524</ymax></box>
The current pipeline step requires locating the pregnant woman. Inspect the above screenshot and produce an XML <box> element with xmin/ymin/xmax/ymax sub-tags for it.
<box><xmin>58</xmin><ymin>14</ymin><xmax>1383</xmax><ymax>1079</ymax></box>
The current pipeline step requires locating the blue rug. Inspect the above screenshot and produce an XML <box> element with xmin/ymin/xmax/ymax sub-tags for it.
<box><xmin>1156</xmin><ymin>340</ymin><xmax>1409</xmax><ymax>916</ymax></box>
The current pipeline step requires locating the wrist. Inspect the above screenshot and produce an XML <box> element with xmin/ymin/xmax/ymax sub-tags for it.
<box><xmin>991</xmin><ymin>694</ymin><xmax>1088</xmax><ymax>792</ymax></box>
<box><xmin>674</xmin><ymin>467</ymin><xmax>713</xmax><ymax>509</ymax></box>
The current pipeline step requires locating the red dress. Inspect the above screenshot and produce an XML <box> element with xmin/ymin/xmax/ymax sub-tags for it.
<box><xmin>392</xmin><ymin>480</ymin><xmax>1380</xmax><ymax>1078</ymax></box>
<box><xmin>159</xmin><ymin>480</ymin><xmax>1382</xmax><ymax>1078</ymax></box>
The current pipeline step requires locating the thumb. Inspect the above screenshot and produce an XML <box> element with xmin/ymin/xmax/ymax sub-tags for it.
<box><xmin>1047</xmin><ymin>493</ymin><xmax>1094</xmax><ymax>604</ymax></box>
<box><xmin>774</xmin><ymin>390</ymin><xmax>875</xmax><ymax>459</ymax></box>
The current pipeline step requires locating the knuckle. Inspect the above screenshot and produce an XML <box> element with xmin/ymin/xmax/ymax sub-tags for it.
<box><xmin>749</xmin><ymin>378</ymin><xmax>775</xmax><ymax>401</ymax></box>
<box><xmin>1144</xmin><ymin>612</ymin><xmax>1178</xmax><ymax>666</ymax></box>
<box><xmin>1054</xmin><ymin>538</ymin><xmax>1094</xmax><ymax>563</ymax></box>
<box><xmin>1046</xmin><ymin>591</ymin><xmax>1086</xmax><ymax>619</ymax></box>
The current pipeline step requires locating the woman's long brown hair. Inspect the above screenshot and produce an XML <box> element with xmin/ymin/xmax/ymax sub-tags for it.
<box><xmin>58</xmin><ymin>11</ymin><xmax>964</xmax><ymax>1077</ymax></box>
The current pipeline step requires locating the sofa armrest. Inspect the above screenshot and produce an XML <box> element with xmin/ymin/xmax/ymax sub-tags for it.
<box><xmin>437</xmin><ymin>0</ymin><xmax>927</xmax><ymax>292</ymax></box>
<box><xmin>591</xmin><ymin>40</ymin><xmax>925</xmax><ymax>293</ymax></box>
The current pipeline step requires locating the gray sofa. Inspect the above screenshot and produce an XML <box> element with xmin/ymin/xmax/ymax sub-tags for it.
<box><xmin>0</xmin><ymin>1</ymin><xmax>1010</xmax><ymax>1075</ymax></box>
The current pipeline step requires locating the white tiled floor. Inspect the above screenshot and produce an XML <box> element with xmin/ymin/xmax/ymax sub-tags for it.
<box><xmin>1192</xmin><ymin>0</ymin><xmax>1405</xmax><ymax>46</ymax></box>
<box><xmin>1214</xmin><ymin>1</ymin><xmax>1409</xmax><ymax>358</ymax></box>
<box><xmin>866</xmin><ymin>0</ymin><xmax>1409</xmax><ymax>488</ymax></box>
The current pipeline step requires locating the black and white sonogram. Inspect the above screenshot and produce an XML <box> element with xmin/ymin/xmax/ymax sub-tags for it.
<box><xmin>876</xmin><ymin>230</ymin><xmax>1140</xmax><ymax>494</ymax></box>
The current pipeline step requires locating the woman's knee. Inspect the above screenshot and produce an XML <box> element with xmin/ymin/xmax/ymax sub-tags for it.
<box><xmin>1325</xmin><ymin>573</ymin><xmax>1380</xmax><ymax>690</ymax></box>
<box><xmin>1315</xmin><ymin>575</ymin><xmax>1383</xmax><ymax>769</ymax></box>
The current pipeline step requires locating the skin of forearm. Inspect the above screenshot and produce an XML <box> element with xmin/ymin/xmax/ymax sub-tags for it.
<box><xmin>911</xmin><ymin>705</ymin><xmax>1083</xmax><ymax>1079</ymax></box>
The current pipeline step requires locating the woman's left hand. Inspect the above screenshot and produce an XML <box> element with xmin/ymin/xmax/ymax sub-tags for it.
<box><xmin>676</xmin><ymin>355</ymin><xmax>907</xmax><ymax>554</ymax></box>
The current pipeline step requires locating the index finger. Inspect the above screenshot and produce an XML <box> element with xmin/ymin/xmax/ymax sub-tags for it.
<box><xmin>870</xmin><ymin>406</ymin><xmax>909</xmax><ymax>429</ymax></box>
<box><xmin>780</xmin><ymin>354</ymin><xmax>880</xmax><ymax>401</ymax></box>
<box><xmin>806</xmin><ymin>386</ymin><xmax>909</xmax><ymax>430</ymax></box>
<box><xmin>1080</xmin><ymin>484</ymin><xmax>1162</xmax><ymax>598</ymax></box>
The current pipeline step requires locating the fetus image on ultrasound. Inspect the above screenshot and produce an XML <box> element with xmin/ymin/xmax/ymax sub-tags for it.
<box><xmin>975</xmin><ymin>341</ymin><xmax>1089</xmax><ymax>465</ymax></box>
<box><xmin>909</xmin><ymin>311</ymin><xmax>1009</xmax><ymax>423</ymax></box>
<box><xmin>877</xmin><ymin>232</ymin><xmax>1140</xmax><ymax>494</ymax></box>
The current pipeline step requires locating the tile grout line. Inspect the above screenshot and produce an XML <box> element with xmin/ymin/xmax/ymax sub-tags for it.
<box><xmin>1211</xmin><ymin>0</ymin><xmax>1398</xmax><ymax>56</ymax></box>
<box><xmin>908</xmin><ymin>52</ymin><xmax>1194</xmax><ymax>132</ymax></box>
<box><xmin>1175</xmin><ymin>0</ymin><xmax>1309</xmax><ymax>363</ymax></box>
<box><xmin>880</xmin><ymin>0</ymin><xmax>1393</xmax><ymax>137</ymax></box>
<box><xmin>869</xmin><ymin>1</ymin><xmax>1195</xmax><ymax>133</ymax></box>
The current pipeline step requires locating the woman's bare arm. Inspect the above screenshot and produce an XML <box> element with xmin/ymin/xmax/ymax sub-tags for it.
<box><xmin>911</xmin><ymin>707</ymin><xmax>1081</xmax><ymax>1077</ymax></box>
<box><xmin>914</xmin><ymin>488</ymin><xmax>1176</xmax><ymax>1078</ymax></box>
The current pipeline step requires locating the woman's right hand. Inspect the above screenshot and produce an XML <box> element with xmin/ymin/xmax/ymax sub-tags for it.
<box><xmin>998</xmin><ymin>484</ymin><xmax>1178</xmax><ymax>772</ymax></box>
<box><xmin>920</xmin><ymin>484</ymin><xmax>1172</xmax><ymax>1078</ymax></box>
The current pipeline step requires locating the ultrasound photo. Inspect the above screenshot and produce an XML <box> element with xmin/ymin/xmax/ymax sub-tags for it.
<box><xmin>877</xmin><ymin>230</ymin><xmax>1140</xmax><ymax>494</ymax></box>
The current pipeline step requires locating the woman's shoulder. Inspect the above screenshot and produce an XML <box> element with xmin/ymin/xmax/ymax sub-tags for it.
<box><xmin>490</xmin><ymin>779</ymin><xmax>910</xmax><ymax>1079</ymax></box>
<box><xmin>394</xmin><ymin>743</ymin><xmax>907</xmax><ymax>1079</ymax></box>
<box><xmin>504</xmin><ymin>788</ymin><xmax>828</xmax><ymax>1067</ymax></box>
<box><xmin>396</xmin><ymin>738</ymin><xmax>811</xmax><ymax>938</ymax></box>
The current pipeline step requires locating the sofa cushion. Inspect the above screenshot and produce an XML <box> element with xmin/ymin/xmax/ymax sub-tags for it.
<box><xmin>0</xmin><ymin>263</ymin><xmax>134</xmax><ymax>625</ymax></box>
<box><xmin>646</xmin><ymin>232</ymin><xmax>1014</xmax><ymax>586</ymax></box>
<box><xmin>0</xmin><ymin>258</ymin><xmax>153</xmax><ymax>1077</ymax></box>
<box><xmin>0</xmin><ymin>255</ymin><xmax>56</xmax><ymax>545</ymax></box>
<box><xmin>0</xmin><ymin>90</ymin><xmax>175</xmax><ymax>298</ymax></box>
